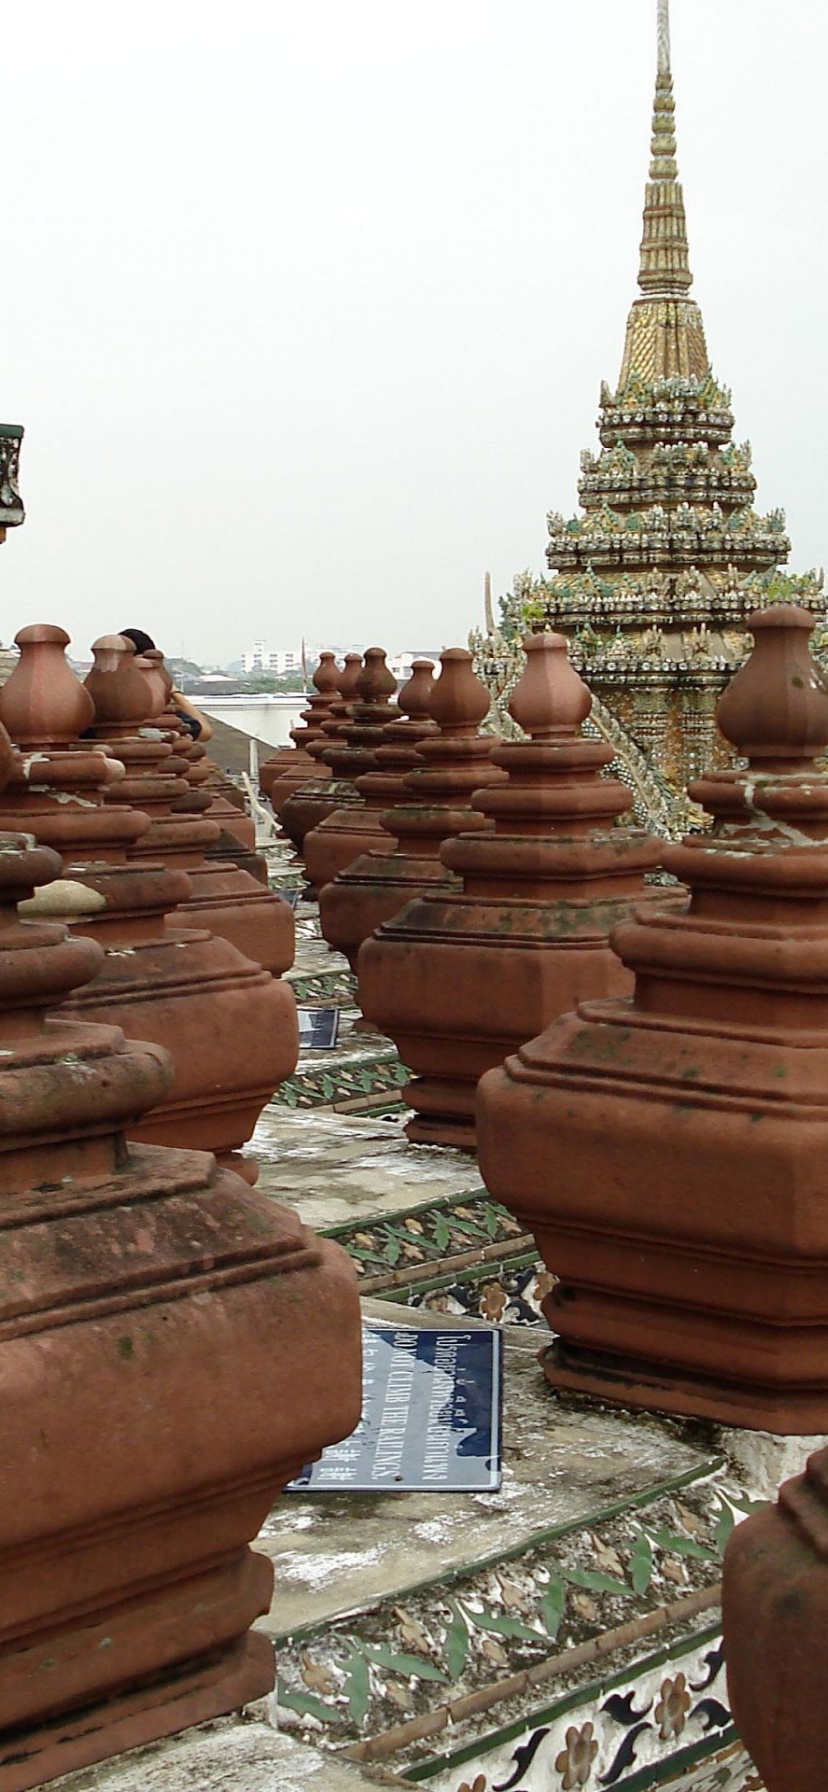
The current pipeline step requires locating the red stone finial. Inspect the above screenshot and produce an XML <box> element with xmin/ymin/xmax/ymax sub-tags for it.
<box><xmin>263</xmin><ymin>650</ymin><xmax>343</xmax><ymax>808</ymax></box>
<box><xmin>508</xmin><ymin>633</ymin><xmax>591</xmax><ymax>739</ymax></box>
<box><xmin>303</xmin><ymin>648</ymin><xmax>401</xmax><ymax>891</ymax></box>
<box><xmin>277</xmin><ymin>656</ymin><xmax>366</xmax><ymax>849</ymax></box>
<box><xmin>399</xmin><ymin>658</ymin><xmax>435</xmax><ymax>720</ymax></box>
<box><xmin>356</xmin><ymin>647</ymin><xmax>397</xmax><ymax>705</ymax></box>
<box><xmin>428</xmin><ymin>648</ymin><xmax>491</xmax><ymax>733</ymax></box>
<box><xmin>716</xmin><ymin>605</ymin><xmax>828</xmax><ymax>765</ymax></box>
<box><xmin>337</xmin><ymin>653</ymin><xmax>362</xmax><ymax>699</ymax></box>
<box><xmin>0</xmin><ymin>623</ymin><xmax>95</xmax><ymax>746</ymax></box>
<box><xmin>135</xmin><ymin>647</ymin><xmax>172</xmax><ymax>717</ymax></box>
<box><xmin>358</xmin><ymin>629</ymin><xmax>657</xmax><ymax>1147</ymax></box>
<box><xmin>84</xmin><ymin>634</ymin><xmax>154</xmax><ymax>726</ymax></box>
<box><xmin>317</xmin><ymin>661</ymin><xmax>447</xmax><ymax>966</ymax></box>
<box><xmin>313</xmin><ymin>651</ymin><xmax>339</xmax><ymax>695</ymax></box>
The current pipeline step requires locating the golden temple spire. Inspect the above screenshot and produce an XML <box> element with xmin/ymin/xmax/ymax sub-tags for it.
<box><xmin>616</xmin><ymin>0</ymin><xmax>710</xmax><ymax>388</ymax></box>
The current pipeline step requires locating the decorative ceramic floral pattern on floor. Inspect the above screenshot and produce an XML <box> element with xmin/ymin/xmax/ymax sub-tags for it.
<box><xmin>657</xmin><ymin>1744</ymin><xmax>764</xmax><ymax>1790</ymax></box>
<box><xmin>275</xmin><ymin>1468</ymin><xmax>764</xmax><ymax>1784</ymax></box>
<box><xmin>323</xmin><ymin>1194</ymin><xmax>538</xmax><ymax>1307</ymax></box>
<box><xmin>425</xmin><ymin>1636</ymin><xmax>752</xmax><ymax>1790</ymax></box>
<box><xmin>275</xmin><ymin>1036</ymin><xmax>409</xmax><ymax>1108</ymax></box>
<box><xmin>410</xmin><ymin>1257</ymin><xmax>553</xmax><ymax>1328</ymax></box>
<box><xmin>288</xmin><ymin>965</ymin><xmax>358</xmax><ymax>1006</ymax></box>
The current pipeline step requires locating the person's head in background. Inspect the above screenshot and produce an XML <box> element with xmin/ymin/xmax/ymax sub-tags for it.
<box><xmin>120</xmin><ymin>627</ymin><xmax>156</xmax><ymax>655</ymax></box>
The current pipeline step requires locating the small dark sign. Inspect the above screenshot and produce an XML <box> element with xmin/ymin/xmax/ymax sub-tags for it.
<box><xmin>297</xmin><ymin>1006</ymin><xmax>340</xmax><ymax>1050</ymax></box>
<box><xmin>287</xmin><ymin>1323</ymin><xmax>502</xmax><ymax>1493</ymax></box>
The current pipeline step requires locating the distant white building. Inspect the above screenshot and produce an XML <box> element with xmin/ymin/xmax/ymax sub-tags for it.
<box><xmin>237</xmin><ymin>643</ymin><xmax>440</xmax><ymax>682</ymax></box>
<box><xmin>386</xmin><ymin>650</ymin><xmax>440</xmax><ymax>682</ymax></box>
<box><xmin>240</xmin><ymin>641</ymin><xmax>303</xmax><ymax>676</ymax></box>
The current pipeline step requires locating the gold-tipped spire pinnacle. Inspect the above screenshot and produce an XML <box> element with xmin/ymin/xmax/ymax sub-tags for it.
<box><xmin>617</xmin><ymin>0</ymin><xmax>709</xmax><ymax>387</ymax></box>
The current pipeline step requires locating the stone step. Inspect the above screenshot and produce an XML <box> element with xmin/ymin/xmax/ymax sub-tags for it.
<box><xmin>251</xmin><ymin>1106</ymin><xmax>483</xmax><ymax>1233</ymax></box>
<box><xmin>288</xmin><ymin>963</ymin><xmax>359</xmax><ymax>1005</ymax></box>
<box><xmin>273</xmin><ymin>1006</ymin><xmax>409</xmax><ymax>1112</ymax></box>
<box><xmin>51</xmin><ymin>1715</ymin><xmax>408</xmax><ymax>1791</ymax></box>
<box><xmin>320</xmin><ymin>1190</ymin><xmax>538</xmax><ymax>1308</ymax></box>
<box><xmin>272</xmin><ymin>1447</ymin><xmax>745</xmax><ymax>1784</ymax></box>
<box><xmin>264</xmin><ymin>1302</ymin><xmax>762</xmax><ymax>1790</ymax></box>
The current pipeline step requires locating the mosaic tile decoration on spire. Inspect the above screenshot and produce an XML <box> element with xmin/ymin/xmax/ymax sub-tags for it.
<box><xmin>473</xmin><ymin>0</ymin><xmax>824</xmax><ymax>837</ymax></box>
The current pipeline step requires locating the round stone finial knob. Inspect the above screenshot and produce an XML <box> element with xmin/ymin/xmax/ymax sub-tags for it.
<box><xmin>509</xmin><ymin>633</ymin><xmax>591</xmax><ymax>739</ymax></box>
<box><xmin>0</xmin><ymin>622</ymin><xmax>95</xmax><ymax>746</ymax></box>
<box><xmin>717</xmin><ymin>605</ymin><xmax>828</xmax><ymax>763</ymax></box>
<box><xmin>84</xmin><ymin>634</ymin><xmax>154</xmax><ymax>726</ymax></box>
<box><xmin>337</xmin><ymin>654</ymin><xmax>363</xmax><ymax>701</ymax></box>
<box><xmin>313</xmin><ymin>652</ymin><xmax>339</xmax><ymax>695</ymax></box>
<box><xmin>356</xmin><ymin>647</ymin><xmax>397</xmax><ymax>705</ymax></box>
<box><xmin>399</xmin><ymin>659</ymin><xmax>435</xmax><ymax>721</ymax></box>
<box><xmin>133</xmin><ymin>648</ymin><xmax>170</xmax><ymax>718</ymax></box>
<box><xmin>428</xmin><ymin>648</ymin><xmax>491</xmax><ymax>733</ymax></box>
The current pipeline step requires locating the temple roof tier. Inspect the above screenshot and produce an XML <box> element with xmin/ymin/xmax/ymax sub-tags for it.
<box><xmin>578</xmin><ymin>447</ymin><xmax>757</xmax><ymax>515</ymax></box>
<box><xmin>598</xmin><ymin>374</ymin><xmax>734</xmax><ymax>447</ymax></box>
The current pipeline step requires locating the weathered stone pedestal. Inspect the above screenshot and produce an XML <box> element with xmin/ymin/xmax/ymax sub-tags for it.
<box><xmin>335</xmin><ymin>648</ymin><xmax>503</xmax><ymax>977</ymax></box>
<box><xmin>358</xmin><ymin>634</ymin><xmax>661</xmax><ymax>1147</ymax></box>
<box><xmin>280</xmin><ymin>653</ymin><xmax>363</xmax><ymax>853</ymax></box>
<box><xmin>0</xmin><ymin>821</ymin><xmax>361</xmax><ymax>1791</ymax></box>
<box><xmin>723</xmin><ymin>1442</ymin><xmax>828</xmax><ymax>1792</ymax></box>
<box><xmin>303</xmin><ymin>648</ymin><xmax>399</xmax><ymax>893</ymax></box>
<box><xmin>479</xmin><ymin>605</ymin><xmax>828</xmax><ymax>1431</ymax></box>
<box><xmin>263</xmin><ymin>650</ymin><xmax>340</xmax><ymax>809</ymax></box>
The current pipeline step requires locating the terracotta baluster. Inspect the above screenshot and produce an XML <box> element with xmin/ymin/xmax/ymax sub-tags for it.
<box><xmin>0</xmin><ymin>620</ymin><xmax>94</xmax><ymax>740</ymax></box>
<box><xmin>358</xmin><ymin>633</ymin><xmax>662</xmax><ymax>1146</ymax></box>
<box><xmin>263</xmin><ymin>650</ymin><xmax>340</xmax><ymax>809</ymax></box>
<box><xmin>478</xmin><ymin>604</ymin><xmax>828</xmax><ymax>1428</ymax></box>
<box><xmin>0</xmin><ymin>815</ymin><xmax>360</xmax><ymax>1788</ymax></box>
<box><xmin>724</xmin><ymin>1442</ymin><xmax>828</xmax><ymax>1792</ymax></box>
<box><xmin>82</xmin><ymin>634</ymin><xmax>295</xmax><ymax>973</ymax></box>
<box><xmin>142</xmin><ymin>648</ymin><xmax>260</xmax><ymax>855</ymax></box>
<box><xmin>280</xmin><ymin>652</ymin><xmax>362</xmax><ymax>853</ymax></box>
<box><xmin>342</xmin><ymin>647</ymin><xmax>504</xmax><ymax>998</ymax></box>
<box><xmin>319</xmin><ymin>657</ymin><xmax>437</xmax><ymax>963</ymax></box>
<box><xmin>84</xmin><ymin>634</ymin><xmax>222</xmax><ymax>862</ymax></box>
<box><xmin>116</xmin><ymin>639</ymin><xmax>257</xmax><ymax>853</ymax></box>
<box><xmin>0</xmin><ymin>627</ymin><xmax>298</xmax><ymax>1183</ymax></box>
<box><xmin>133</xmin><ymin>644</ymin><xmax>171</xmax><ymax>716</ymax></box>
<box><xmin>306</xmin><ymin>648</ymin><xmax>430</xmax><ymax>910</ymax></box>
<box><xmin>303</xmin><ymin>647</ymin><xmax>401</xmax><ymax>894</ymax></box>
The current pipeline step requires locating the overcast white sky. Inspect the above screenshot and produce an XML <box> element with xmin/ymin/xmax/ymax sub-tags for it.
<box><xmin>0</xmin><ymin>0</ymin><xmax>825</xmax><ymax>665</ymax></box>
